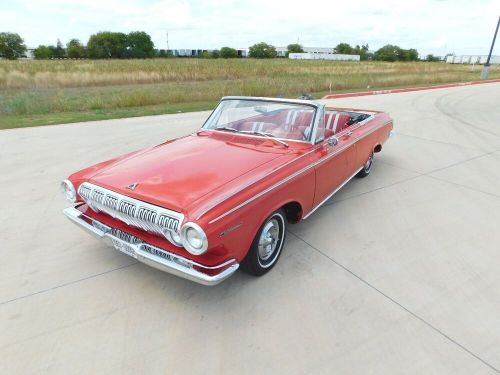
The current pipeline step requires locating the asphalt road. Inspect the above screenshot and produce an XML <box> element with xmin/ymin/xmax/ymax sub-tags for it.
<box><xmin>1</xmin><ymin>83</ymin><xmax>499</xmax><ymax>374</ymax></box>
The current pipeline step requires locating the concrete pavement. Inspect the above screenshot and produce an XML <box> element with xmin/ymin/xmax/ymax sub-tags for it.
<box><xmin>1</xmin><ymin>83</ymin><xmax>499</xmax><ymax>374</ymax></box>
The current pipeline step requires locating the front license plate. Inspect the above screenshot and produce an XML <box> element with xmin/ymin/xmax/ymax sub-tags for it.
<box><xmin>111</xmin><ymin>239</ymin><xmax>137</xmax><ymax>258</ymax></box>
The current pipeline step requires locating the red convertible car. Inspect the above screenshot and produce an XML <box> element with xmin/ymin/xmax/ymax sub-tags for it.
<box><xmin>62</xmin><ymin>97</ymin><xmax>393</xmax><ymax>285</ymax></box>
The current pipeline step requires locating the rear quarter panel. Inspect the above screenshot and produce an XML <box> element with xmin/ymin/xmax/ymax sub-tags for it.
<box><xmin>352</xmin><ymin>112</ymin><xmax>393</xmax><ymax>167</ymax></box>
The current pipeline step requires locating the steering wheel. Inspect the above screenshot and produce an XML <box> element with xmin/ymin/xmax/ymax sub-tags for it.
<box><xmin>297</xmin><ymin>127</ymin><xmax>308</xmax><ymax>141</ymax></box>
<box><xmin>287</xmin><ymin>125</ymin><xmax>307</xmax><ymax>141</ymax></box>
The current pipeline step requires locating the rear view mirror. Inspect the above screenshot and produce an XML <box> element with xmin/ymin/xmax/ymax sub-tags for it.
<box><xmin>328</xmin><ymin>137</ymin><xmax>338</xmax><ymax>146</ymax></box>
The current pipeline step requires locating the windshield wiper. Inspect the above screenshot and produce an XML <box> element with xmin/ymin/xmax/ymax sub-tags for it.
<box><xmin>214</xmin><ymin>127</ymin><xmax>289</xmax><ymax>148</ymax></box>
<box><xmin>215</xmin><ymin>126</ymin><xmax>239</xmax><ymax>132</ymax></box>
<box><xmin>239</xmin><ymin>130</ymin><xmax>289</xmax><ymax>148</ymax></box>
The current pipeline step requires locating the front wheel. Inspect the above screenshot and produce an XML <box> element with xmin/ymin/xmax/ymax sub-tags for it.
<box><xmin>356</xmin><ymin>153</ymin><xmax>373</xmax><ymax>178</ymax></box>
<box><xmin>241</xmin><ymin>209</ymin><xmax>287</xmax><ymax>276</ymax></box>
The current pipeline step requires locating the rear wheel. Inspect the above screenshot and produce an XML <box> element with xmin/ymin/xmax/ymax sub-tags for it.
<box><xmin>241</xmin><ymin>209</ymin><xmax>287</xmax><ymax>276</ymax></box>
<box><xmin>356</xmin><ymin>153</ymin><xmax>373</xmax><ymax>178</ymax></box>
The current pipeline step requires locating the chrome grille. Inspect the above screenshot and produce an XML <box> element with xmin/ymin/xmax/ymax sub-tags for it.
<box><xmin>78</xmin><ymin>182</ymin><xmax>183</xmax><ymax>236</ymax></box>
<box><xmin>110</xmin><ymin>228</ymin><xmax>142</xmax><ymax>244</ymax></box>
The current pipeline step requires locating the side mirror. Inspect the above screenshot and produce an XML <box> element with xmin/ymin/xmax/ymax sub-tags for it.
<box><xmin>327</xmin><ymin>137</ymin><xmax>338</xmax><ymax>146</ymax></box>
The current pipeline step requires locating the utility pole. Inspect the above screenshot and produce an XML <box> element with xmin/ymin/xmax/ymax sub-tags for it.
<box><xmin>166</xmin><ymin>32</ymin><xmax>170</xmax><ymax>52</ymax></box>
<box><xmin>481</xmin><ymin>16</ymin><xmax>500</xmax><ymax>80</ymax></box>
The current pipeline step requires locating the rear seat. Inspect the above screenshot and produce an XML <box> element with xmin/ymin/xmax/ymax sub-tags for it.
<box><xmin>324</xmin><ymin>111</ymin><xmax>351</xmax><ymax>137</ymax></box>
<box><xmin>335</xmin><ymin>114</ymin><xmax>351</xmax><ymax>133</ymax></box>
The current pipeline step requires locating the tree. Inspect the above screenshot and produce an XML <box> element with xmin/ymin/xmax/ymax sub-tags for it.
<box><xmin>353</xmin><ymin>44</ymin><xmax>370</xmax><ymax>60</ymax></box>
<box><xmin>406</xmin><ymin>48</ymin><xmax>419</xmax><ymax>61</ymax></box>
<box><xmin>33</xmin><ymin>45</ymin><xmax>53</xmax><ymax>59</ymax></box>
<box><xmin>249</xmin><ymin>42</ymin><xmax>277</xmax><ymax>58</ymax></box>
<box><xmin>374</xmin><ymin>44</ymin><xmax>420</xmax><ymax>62</ymax></box>
<box><xmin>53</xmin><ymin>39</ymin><xmax>65</xmax><ymax>58</ymax></box>
<box><xmin>126</xmin><ymin>31</ymin><xmax>154</xmax><ymax>58</ymax></box>
<box><xmin>220</xmin><ymin>46</ymin><xmax>238</xmax><ymax>58</ymax></box>
<box><xmin>286</xmin><ymin>43</ymin><xmax>304</xmax><ymax>57</ymax></box>
<box><xmin>211</xmin><ymin>49</ymin><xmax>220</xmax><ymax>58</ymax></box>
<box><xmin>0</xmin><ymin>32</ymin><xmax>27</xmax><ymax>60</ymax></box>
<box><xmin>334</xmin><ymin>43</ymin><xmax>354</xmax><ymax>54</ymax></box>
<box><xmin>87</xmin><ymin>32</ymin><xmax>128</xmax><ymax>58</ymax></box>
<box><xmin>374</xmin><ymin>44</ymin><xmax>401</xmax><ymax>61</ymax></box>
<box><xmin>66</xmin><ymin>39</ymin><xmax>85</xmax><ymax>58</ymax></box>
<box><xmin>426</xmin><ymin>54</ymin><xmax>440</xmax><ymax>62</ymax></box>
<box><xmin>199</xmin><ymin>51</ymin><xmax>212</xmax><ymax>59</ymax></box>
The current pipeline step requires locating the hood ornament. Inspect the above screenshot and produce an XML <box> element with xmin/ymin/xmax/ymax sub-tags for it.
<box><xmin>126</xmin><ymin>182</ymin><xmax>139</xmax><ymax>191</ymax></box>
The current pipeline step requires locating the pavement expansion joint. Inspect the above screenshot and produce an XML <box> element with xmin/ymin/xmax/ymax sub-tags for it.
<box><xmin>288</xmin><ymin>231</ymin><xmax>500</xmax><ymax>374</ymax></box>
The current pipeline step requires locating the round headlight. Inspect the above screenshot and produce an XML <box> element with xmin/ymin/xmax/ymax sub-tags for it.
<box><xmin>162</xmin><ymin>229</ymin><xmax>183</xmax><ymax>247</ymax></box>
<box><xmin>181</xmin><ymin>222</ymin><xmax>208</xmax><ymax>255</ymax></box>
<box><xmin>60</xmin><ymin>179</ymin><xmax>76</xmax><ymax>203</ymax></box>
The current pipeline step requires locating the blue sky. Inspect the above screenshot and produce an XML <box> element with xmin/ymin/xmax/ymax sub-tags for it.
<box><xmin>1</xmin><ymin>0</ymin><xmax>499</xmax><ymax>56</ymax></box>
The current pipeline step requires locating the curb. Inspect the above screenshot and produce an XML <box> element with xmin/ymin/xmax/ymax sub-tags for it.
<box><xmin>322</xmin><ymin>78</ymin><xmax>500</xmax><ymax>99</ymax></box>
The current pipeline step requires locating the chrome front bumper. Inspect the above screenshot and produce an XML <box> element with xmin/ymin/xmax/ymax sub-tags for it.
<box><xmin>63</xmin><ymin>207</ymin><xmax>239</xmax><ymax>286</ymax></box>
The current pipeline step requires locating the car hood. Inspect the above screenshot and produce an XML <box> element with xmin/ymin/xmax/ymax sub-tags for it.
<box><xmin>88</xmin><ymin>132</ymin><xmax>295</xmax><ymax>213</ymax></box>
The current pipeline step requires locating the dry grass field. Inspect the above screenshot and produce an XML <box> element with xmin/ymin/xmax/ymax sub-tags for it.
<box><xmin>0</xmin><ymin>59</ymin><xmax>498</xmax><ymax>129</ymax></box>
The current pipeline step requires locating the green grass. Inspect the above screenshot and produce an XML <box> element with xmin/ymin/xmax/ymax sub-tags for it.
<box><xmin>0</xmin><ymin>101</ymin><xmax>217</xmax><ymax>130</ymax></box>
<box><xmin>1</xmin><ymin>59</ymin><xmax>498</xmax><ymax>130</ymax></box>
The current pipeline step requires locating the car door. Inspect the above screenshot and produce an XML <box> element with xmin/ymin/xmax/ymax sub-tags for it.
<box><xmin>311</xmin><ymin>111</ymin><xmax>358</xmax><ymax>208</ymax></box>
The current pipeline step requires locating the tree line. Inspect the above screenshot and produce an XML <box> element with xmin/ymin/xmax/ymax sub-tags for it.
<box><xmin>1</xmin><ymin>31</ymin><xmax>429</xmax><ymax>62</ymax></box>
<box><xmin>34</xmin><ymin>31</ymin><xmax>155</xmax><ymax>59</ymax></box>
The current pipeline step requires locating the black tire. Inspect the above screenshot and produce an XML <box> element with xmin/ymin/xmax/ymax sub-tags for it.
<box><xmin>356</xmin><ymin>153</ymin><xmax>374</xmax><ymax>178</ymax></box>
<box><xmin>241</xmin><ymin>209</ymin><xmax>287</xmax><ymax>276</ymax></box>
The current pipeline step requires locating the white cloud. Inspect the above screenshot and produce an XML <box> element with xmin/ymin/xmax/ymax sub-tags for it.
<box><xmin>1</xmin><ymin>0</ymin><xmax>499</xmax><ymax>56</ymax></box>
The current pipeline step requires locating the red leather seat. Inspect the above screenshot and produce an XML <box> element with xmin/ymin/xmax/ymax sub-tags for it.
<box><xmin>324</xmin><ymin>112</ymin><xmax>336</xmax><ymax>134</ymax></box>
<box><xmin>240</xmin><ymin>121</ymin><xmax>274</xmax><ymax>132</ymax></box>
<box><xmin>294</xmin><ymin>112</ymin><xmax>313</xmax><ymax>127</ymax></box>
<box><xmin>335</xmin><ymin>114</ymin><xmax>351</xmax><ymax>133</ymax></box>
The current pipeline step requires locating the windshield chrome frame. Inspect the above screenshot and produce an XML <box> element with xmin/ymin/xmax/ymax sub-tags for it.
<box><xmin>200</xmin><ymin>97</ymin><xmax>323</xmax><ymax>145</ymax></box>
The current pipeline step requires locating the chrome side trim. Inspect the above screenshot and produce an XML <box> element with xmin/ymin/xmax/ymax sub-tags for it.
<box><xmin>209</xmin><ymin>159</ymin><xmax>317</xmax><ymax>224</ymax></box>
<box><xmin>195</xmin><ymin>147</ymin><xmax>320</xmax><ymax>221</ymax></box>
<box><xmin>207</xmin><ymin>120</ymin><xmax>392</xmax><ymax>224</ymax></box>
<box><xmin>197</xmin><ymin>113</ymin><xmax>379</xmax><ymax>222</ymax></box>
<box><xmin>197</xmin><ymin>122</ymin><xmax>362</xmax><ymax>221</ymax></box>
<box><xmin>63</xmin><ymin>207</ymin><xmax>238</xmax><ymax>286</ymax></box>
<box><xmin>78</xmin><ymin>182</ymin><xmax>184</xmax><ymax>237</ymax></box>
<box><xmin>302</xmin><ymin>167</ymin><xmax>363</xmax><ymax>219</ymax></box>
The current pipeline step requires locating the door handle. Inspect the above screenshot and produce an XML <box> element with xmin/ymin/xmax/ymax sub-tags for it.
<box><xmin>327</xmin><ymin>137</ymin><xmax>338</xmax><ymax>146</ymax></box>
<box><xmin>344</xmin><ymin>131</ymin><xmax>353</xmax><ymax>137</ymax></box>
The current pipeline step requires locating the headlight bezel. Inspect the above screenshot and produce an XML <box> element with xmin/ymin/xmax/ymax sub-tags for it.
<box><xmin>180</xmin><ymin>222</ymin><xmax>208</xmax><ymax>255</ymax></box>
<box><xmin>60</xmin><ymin>179</ymin><xmax>77</xmax><ymax>204</ymax></box>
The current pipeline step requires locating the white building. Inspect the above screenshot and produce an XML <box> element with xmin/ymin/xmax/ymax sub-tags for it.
<box><xmin>275</xmin><ymin>46</ymin><xmax>336</xmax><ymax>57</ymax></box>
<box><xmin>237</xmin><ymin>46</ymin><xmax>340</xmax><ymax>58</ymax></box>
<box><xmin>289</xmin><ymin>52</ymin><xmax>360</xmax><ymax>61</ymax></box>
<box><xmin>446</xmin><ymin>55</ymin><xmax>500</xmax><ymax>64</ymax></box>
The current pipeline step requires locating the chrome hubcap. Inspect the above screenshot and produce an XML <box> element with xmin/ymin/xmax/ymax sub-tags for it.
<box><xmin>258</xmin><ymin>218</ymin><xmax>280</xmax><ymax>261</ymax></box>
<box><xmin>365</xmin><ymin>154</ymin><xmax>373</xmax><ymax>171</ymax></box>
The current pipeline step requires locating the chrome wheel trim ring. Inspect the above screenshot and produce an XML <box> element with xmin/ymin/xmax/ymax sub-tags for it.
<box><xmin>257</xmin><ymin>213</ymin><xmax>285</xmax><ymax>268</ymax></box>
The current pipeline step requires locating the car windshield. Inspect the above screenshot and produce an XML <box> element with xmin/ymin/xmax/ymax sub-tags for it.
<box><xmin>203</xmin><ymin>99</ymin><xmax>317</xmax><ymax>142</ymax></box>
